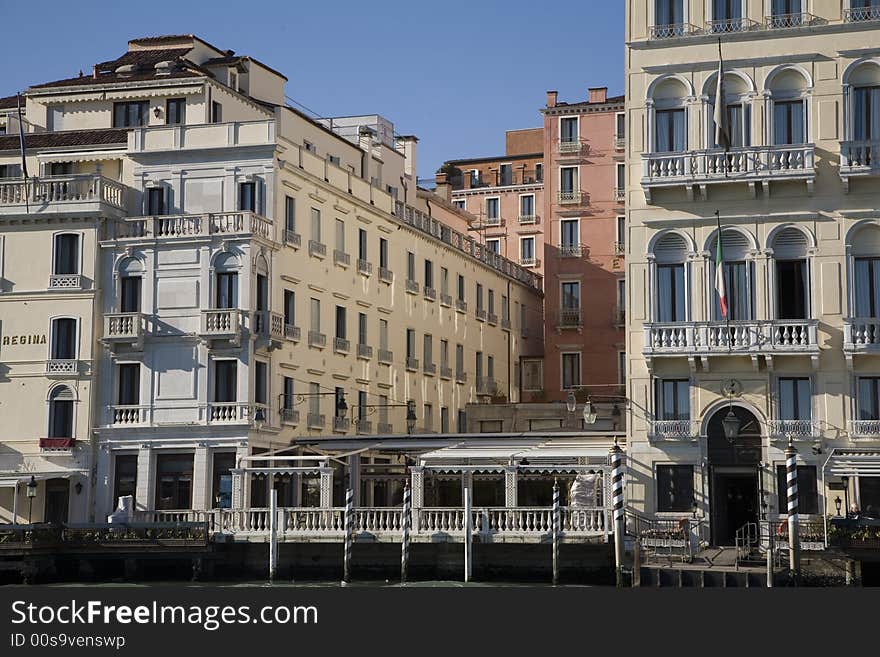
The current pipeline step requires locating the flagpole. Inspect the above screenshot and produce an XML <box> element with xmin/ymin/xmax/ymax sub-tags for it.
<box><xmin>717</xmin><ymin>37</ymin><xmax>730</xmax><ymax>180</ymax></box>
<box><xmin>716</xmin><ymin>210</ymin><xmax>730</xmax><ymax>352</ymax></box>
<box><xmin>16</xmin><ymin>92</ymin><xmax>29</xmax><ymax>214</ymax></box>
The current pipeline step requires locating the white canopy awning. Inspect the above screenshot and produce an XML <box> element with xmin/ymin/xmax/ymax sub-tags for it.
<box><xmin>826</xmin><ymin>449</ymin><xmax>880</xmax><ymax>477</ymax></box>
<box><xmin>37</xmin><ymin>149</ymin><xmax>126</xmax><ymax>164</ymax></box>
<box><xmin>0</xmin><ymin>470</ymin><xmax>88</xmax><ymax>488</ymax></box>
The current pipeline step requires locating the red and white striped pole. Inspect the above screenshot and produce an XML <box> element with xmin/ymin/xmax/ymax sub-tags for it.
<box><xmin>785</xmin><ymin>437</ymin><xmax>800</xmax><ymax>583</ymax></box>
<box><xmin>610</xmin><ymin>439</ymin><xmax>626</xmax><ymax>587</ymax></box>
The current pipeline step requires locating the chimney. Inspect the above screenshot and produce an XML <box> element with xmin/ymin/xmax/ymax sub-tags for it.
<box><xmin>589</xmin><ymin>87</ymin><xmax>608</xmax><ymax>104</ymax></box>
<box><xmin>546</xmin><ymin>90</ymin><xmax>558</xmax><ymax>108</ymax></box>
<box><xmin>435</xmin><ymin>172</ymin><xmax>451</xmax><ymax>202</ymax></box>
<box><xmin>93</xmin><ymin>64</ymin><xmax>98</xmax><ymax>80</ymax></box>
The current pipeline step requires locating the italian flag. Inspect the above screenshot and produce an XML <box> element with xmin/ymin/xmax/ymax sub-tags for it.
<box><xmin>716</xmin><ymin>227</ymin><xmax>728</xmax><ymax>318</ymax></box>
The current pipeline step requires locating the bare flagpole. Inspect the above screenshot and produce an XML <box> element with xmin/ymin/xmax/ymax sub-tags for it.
<box><xmin>16</xmin><ymin>92</ymin><xmax>29</xmax><ymax>214</ymax></box>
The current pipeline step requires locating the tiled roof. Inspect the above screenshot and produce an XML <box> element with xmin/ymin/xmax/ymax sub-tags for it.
<box><xmin>0</xmin><ymin>95</ymin><xmax>18</xmax><ymax>109</ymax></box>
<box><xmin>128</xmin><ymin>34</ymin><xmax>199</xmax><ymax>46</ymax></box>
<box><xmin>553</xmin><ymin>94</ymin><xmax>626</xmax><ymax>109</ymax></box>
<box><xmin>0</xmin><ymin>129</ymin><xmax>129</xmax><ymax>152</ymax></box>
<box><xmin>202</xmin><ymin>55</ymin><xmax>243</xmax><ymax>67</ymax></box>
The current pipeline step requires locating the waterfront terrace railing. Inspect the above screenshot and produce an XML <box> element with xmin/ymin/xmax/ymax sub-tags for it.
<box><xmin>108</xmin><ymin>211</ymin><xmax>274</xmax><ymax>242</ymax></box>
<box><xmin>0</xmin><ymin>174</ymin><xmax>127</xmax><ymax>211</ymax></box>
<box><xmin>644</xmin><ymin>320</ymin><xmax>818</xmax><ymax>357</ymax></box>
<box><xmin>132</xmin><ymin>506</ymin><xmax>610</xmax><ymax>541</ymax></box>
<box><xmin>393</xmin><ymin>200</ymin><xmax>543</xmax><ymax>292</ymax></box>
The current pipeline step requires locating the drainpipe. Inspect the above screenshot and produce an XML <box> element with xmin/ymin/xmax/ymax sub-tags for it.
<box><xmin>507</xmin><ymin>279</ymin><xmax>512</xmax><ymax>403</ymax></box>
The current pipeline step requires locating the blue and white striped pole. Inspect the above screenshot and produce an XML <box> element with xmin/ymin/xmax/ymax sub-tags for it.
<box><xmin>343</xmin><ymin>488</ymin><xmax>354</xmax><ymax>583</ymax></box>
<box><xmin>552</xmin><ymin>478</ymin><xmax>560</xmax><ymax>585</ymax></box>
<box><xmin>401</xmin><ymin>483</ymin><xmax>411</xmax><ymax>583</ymax></box>
<box><xmin>610</xmin><ymin>440</ymin><xmax>626</xmax><ymax>587</ymax></box>
<box><xmin>786</xmin><ymin>438</ymin><xmax>800</xmax><ymax>583</ymax></box>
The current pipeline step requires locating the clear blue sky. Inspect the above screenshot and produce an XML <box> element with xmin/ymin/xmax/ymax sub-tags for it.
<box><xmin>4</xmin><ymin>0</ymin><xmax>624</xmax><ymax>177</ymax></box>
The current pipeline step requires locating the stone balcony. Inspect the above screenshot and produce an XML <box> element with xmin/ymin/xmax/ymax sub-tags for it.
<box><xmin>103</xmin><ymin>312</ymin><xmax>144</xmax><ymax>350</ymax></box>
<box><xmin>253</xmin><ymin>311</ymin><xmax>284</xmax><ymax>350</ymax></box>
<box><xmin>0</xmin><ymin>174</ymin><xmax>128</xmax><ymax>218</ymax></box>
<box><xmin>108</xmin><ymin>212</ymin><xmax>274</xmax><ymax>242</ymax></box>
<box><xmin>844</xmin><ymin>318</ymin><xmax>880</xmax><ymax>366</ymax></box>
<box><xmin>649</xmin><ymin>419</ymin><xmax>699</xmax><ymax>442</ymax></box>
<box><xmin>200</xmin><ymin>309</ymin><xmax>243</xmax><ymax>345</ymax></box>
<box><xmin>643</xmin><ymin>319</ymin><xmax>819</xmax><ymax>369</ymax></box>
<box><xmin>766</xmin><ymin>419</ymin><xmax>822</xmax><ymax>441</ymax></box>
<box><xmin>641</xmin><ymin>145</ymin><xmax>815</xmax><ymax>201</ymax></box>
<box><xmin>840</xmin><ymin>141</ymin><xmax>880</xmax><ymax>191</ymax></box>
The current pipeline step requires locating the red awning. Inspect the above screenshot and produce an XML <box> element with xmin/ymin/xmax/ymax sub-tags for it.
<box><xmin>39</xmin><ymin>438</ymin><xmax>75</xmax><ymax>449</ymax></box>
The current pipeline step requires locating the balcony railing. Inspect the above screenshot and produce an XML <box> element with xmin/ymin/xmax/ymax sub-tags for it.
<box><xmin>284</xmin><ymin>324</ymin><xmax>301</xmax><ymax>342</ymax></box>
<box><xmin>558</xmin><ymin>309</ymin><xmax>583</xmax><ymax>328</ymax></box>
<box><xmin>557</xmin><ymin>139</ymin><xmax>585</xmax><ymax>154</ymax></box>
<box><xmin>764</xmin><ymin>12</ymin><xmax>819</xmax><ymax>29</ymax></box>
<box><xmin>379</xmin><ymin>267</ymin><xmax>394</xmax><ymax>284</ymax></box>
<box><xmin>557</xmin><ymin>190</ymin><xmax>585</xmax><ymax>205</ymax></box>
<box><xmin>110</xmin><ymin>212</ymin><xmax>273</xmax><ymax>241</ymax></box>
<box><xmin>307</xmin><ymin>413</ymin><xmax>326</xmax><ymax>430</ymax></box>
<box><xmin>253</xmin><ymin>311</ymin><xmax>284</xmax><ymax>343</ymax></box>
<box><xmin>281</xmin><ymin>408</ymin><xmax>300</xmax><ymax>425</ymax></box>
<box><xmin>333</xmin><ymin>416</ymin><xmax>351</xmax><ymax>433</ymax></box>
<box><xmin>46</xmin><ymin>359</ymin><xmax>78</xmax><ymax>375</ymax></box>
<box><xmin>357</xmin><ymin>259</ymin><xmax>372</xmax><ymax>276</ymax></box>
<box><xmin>649</xmin><ymin>420</ymin><xmax>699</xmax><ymax>441</ymax></box>
<box><xmin>48</xmin><ymin>274</ymin><xmax>83</xmax><ymax>290</ymax></box>
<box><xmin>649</xmin><ymin>22</ymin><xmax>700</xmax><ymax>39</ymax></box>
<box><xmin>110</xmin><ymin>405</ymin><xmax>148</xmax><ymax>426</ymax></box>
<box><xmin>357</xmin><ymin>343</ymin><xmax>373</xmax><ymax>360</ymax></box>
<box><xmin>518</xmin><ymin>214</ymin><xmax>540</xmax><ymax>225</ymax></box>
<box><xmin>0</xmin><ymin>174</ymin><xmax>127</xmax><ymax>214</ymax></box>
<box><xmin>333</xmin><ymin>337</ymin><xmax>350</xmax><ymax>354</ymax></box>
<box><xmin>333</xmin><ymin>250</ymin><xmax>350</xmax><ymax>267</ymax></box>
<box><xmin>39</xmin><ymin>438</ymin><xmax>75</xmax><ymax>452</ymax></box>
<box><xmin>558</xmin><ymin>244</ymin><xmax>583</xmax><ymax>258</ymax></box>
<box><xmin>406</xmin><ymin>357</ymin><xmax>419</xmax><ymax>371</ymax></box>
<box><xmin>643</xmin><ymin>320</ymin><xmax>819</xmax><ymax>358</ymax></box>
<box><xmin>308</xmin><ymin>240</ymin><xmax>327</xmax><ymax>258</ymax></box>
<box><xmin>103</xmin><ymin>312</ymin><xmax>143</xmax><ymax>343</ymax></box>
<box><xmin>377</xmin><ymin>422</ymin><xmax>393</xmax><ymax>434</ymax></box>
<box><xmin>845</xmin><ymin>318</ymin><xmax>880</xmax><ymax>353</ymax></box>
<box><xmin>475</xmin><ymin>308</ymin><xmax>487</xmax><ymax>322</ymax></box>
<box><xmin>448</xmin><ymin>169</ymin><xmax>542</xmax><ymax>189</ymax></box>
<box><xmin>613</xmin><ymin>241</ymin><xmax>625</xmax><ymax>256</ymax></box>
<box><xmin>487</xmin><ymin>312</ymin><xmax>498</xmax><ymax>325</ymax></box>
<box><xmin>456</xmin><ymin>370</ymin><xmax>467</xmax><ymax>384</ymax></box>
<box><xmin>424</xmin><ymin>286</ymin><xmax>437</xmax><ymax>302</ymax></box>
<box><xmin>456</xmin><ymin>299</ymin><xmax>468</xmax><ymax>313</ymax></box>
<box><xmin>440</xmin><ymin>365</ymin><xmax>453</xmax><ymax>380</ymax></box>
<box><xmin>283</xmin><ymin>229</ymin><xmax>301</xmax><ymax>248</ymax></box>
<box><xmin>615</xmin><ymin>187</ymin><xmax>626</xmax><ymax>202</ymax></box>
<box><xmin>378</xmin><ymin>349</ymin><xmax>393</xmax><ymax>364</ymax></box>
<box><xmin>706</xmin><ymin>17</ymin><xmax>759</xmax><ymax>33</ymax></box>
<box><xmin>845</xmin><ymin>5</ymin><xmax>880</xmax><ymax>22</ymax></box>
<box><xmin>440</xmin><ymin>293</ymin><xmax>453</xmax><ymax>307</ymax></box>
<box><xmin>207</xmin><ymin>403</ymin><xmax>264</xmax><ymax>424</ymax></box>
<box><xmin>766</xmin><ymin>419</ymin><xmax>821</xmax><ymax>441</ymax></box>
<box><xmin>423</xmin><ymin>362</ymin><xmax>437</xmax><ymax>376</ymax></box>
<box><xmin>520</xmin><ymin>257</ymin><xmax>541</xmax><ymax>268</ymax></box>
<box><xmin>850</xmin><ymin>420</ymin><xmax>880</xmax><ymax>440</ymax></box>
<box><xmin>840</xmin><ymin>141</ymin><xmax>880</xmax><ymax>180</ymax></box>
<box><xmin>308</xmin><ymin>330</ymin><xmax>327</xmax><ymax>348</ymax></box>
<box><xmin>405</xmin><ymin>279</ymin><xmax>420</xmax><ymax>295</ymax></box>
<box><xmin>642</xmin><ymin>146</ymin><xmax>815</xmax><ymax>196</ymax></box>
<box><xmin>356</xmin><ymin>419</ymin><xmax>373</xmax><ymax>434</ymax></box>
<box><xmin>200</xmin><ymin>309</ymin><xmax>241</xmax><ymax>341</ymax></box>
<box><xmin>477</xmin><ymin>377</ymin><xmax>499</xmax><ymax>396</ymax></box>
<box><xmin>501</xmin><ymin>317</ymin><xmax>511</xmax><ymax>331</ymax></box>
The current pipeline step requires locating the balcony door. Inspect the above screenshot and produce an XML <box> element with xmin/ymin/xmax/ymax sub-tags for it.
<box><xmin>656</xmin><ymin>378</ymin><xmax>689</xmax><ymax>421</ymax></box>
<box><xmin>655</xmin><ymin>108</ymin><xmax>686</xmax><ymax>153</ymax></box>
<box><xmin>710</xmin><ymin>230</ymin><xmax>753</xmax><ymax>321</ymax></box>
<box><xmin>51</xmin><ymin>318</ymin><xmax>77</xmax><ymax>360</ymax></box>
<box><xmin>713</xmin><ymin>0</ymin><xmax>742</xmax><ymax>21</ymax></box>
<box><xmin>655</xmin><ymin>0</ymin><xmax>683</xmax><ymax>26</ymax></box>
<box><xmin>853</xmin><ymin>86</ymin><xmax>880</xmax><ymax>142</ymax></box>
<box><xmin>854</xmin><ymin>257</ymin><xmax>880</xmax><ymax>318</ymax></box>
<box><xmin>773</xmin><ymin>227</ymin><xmax>811</xmax><ymax>320</ymax></box>
<box><xmin>773</xmin><ymin>100</ymin><xmax>805</xmax><ymax>145</ymax></box>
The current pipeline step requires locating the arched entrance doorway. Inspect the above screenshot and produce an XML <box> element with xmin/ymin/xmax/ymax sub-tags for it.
<box><xmin>706</xmin><ymin>405</ymin><xmax>762</xmax><ymax>545</ymax></box>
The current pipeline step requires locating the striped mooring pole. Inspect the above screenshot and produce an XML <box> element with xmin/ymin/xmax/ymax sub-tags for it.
<box><xmin>268</xmin><ymin>488</ymin><xmax>278</xmax><ymax>582</ymax></box>
<box><xmin>610</xmin><ymin>439</ymin><xmax>626</xmax><ymax>587</ymax></box>
<box><xmin>552</xmin><ymin>478</ymin><xmax>560</xmax><ymax>585</ymax></box>
<box><xmin>343</xmin><ymin>488</ymin><xmax>354</xmax><ymax>584</ymax></box>
<box><xmin>401</xmin><ymin>482</ymin><xmax>411</xmax><ymax>583</ymax></box>
<box><xmin>785</xmin><ymin>437</ymin><xmax>800</xmax><ymax>583</ymax></box>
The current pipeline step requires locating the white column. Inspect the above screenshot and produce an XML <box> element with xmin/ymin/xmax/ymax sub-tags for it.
<box><xmin>135</xmin><ymin>445</ymin><xmax>154</xmax><ymax>511</ymax></box>
<box><xmin>319</xmin><ymin>467</ymin><xmax>334</xmax><ymax>508</ymax></box>
<box><xmin>504</xmin><ymin>467</ymin><xmax>517</xmax><ymax>508</ymax></box>
<box><xmin>192</xmin><ymin>445</ymin><xmax>209</xmax><ymax>510</ymax></box>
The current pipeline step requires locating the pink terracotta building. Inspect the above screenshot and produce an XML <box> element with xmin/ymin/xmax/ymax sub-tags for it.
<box><xmin>538</xmin><ymin>87</ymin><xmax>626</xmax><ymax>405</ymax></box>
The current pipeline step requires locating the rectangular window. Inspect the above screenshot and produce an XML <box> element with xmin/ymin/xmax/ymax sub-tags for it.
<box><xmin>616</xmin><ymin>111</ymin><xmax>626</xmax><ymax>139</ymax></box>
<box><xmin>773</xmin><ymin>100</ymin><xmax>805</xmax><ymax>145</ymax></box>
<box><xmin>657</xmin><ymin>264</ymin><xmax>686</xmax><ymax>322</ymax></box>
<box><xmin>502</xmin><ymin>295</ymin><xmax>509</xmax><ymax>322</ymax></box>
<box><xmin>310</xmin><ymin>298</ymin><xmax>321</xmax><ymax>333</ymax></box>
<box><xmin>560</xmin><ymin>116</ymin><xmax>579</xmax><ymax>142</ymax></box>
<box><xmin>475</xmin><ymin>351</ymin><xmax>483</xmax><ymax>381</ymax></box>
<box><xmin>214</xmin><ymin>361</ymin><xmax>236</xmax><ymax>402</ymax></box>
<box><xmin>283</xmin><ymin>377</ymin><xmax>294</xmax><ymax>409</ymax></box>
<box><xmin>358</xmin><ymin>313</ymin><xmax>367</xmax><ymax>345</ymax></box>
<box><xmin>853</xmin><ymin>85</ymin><xmax>880</xmax><ymax>141</ymax></box>
<box><xmin>779</xmin><ymin>377</ymin><xmax>811</xmax><ymax>421</ymax></box>
<box><xmin>458</xmin><ymin>410</ymin><xmax>467</xmax><ymax>433</ymax></box>
<box><xmin>535</xmin><ymin>163</ymin><xmax>543</xmax><ymax>182</ymax></box>
<box><xmin>211</xmin><ymin>101</ymin><xmax>222</xmax><ymax>123</ymax></box>
<box><xmin>486</xmin><ymin>238</ymin><xmax>501</xmax><ymax>254</ymax></box>
<box><xmin>155</xmin><ymin>454</ymin><xmax>194</xmax><ymax>510</ymax></box>
<box><xmin>166</xmin><ymin>98</ymin><xmax>185</xmax><ymax>125</ymax></box>
<box><xmin>441</xmin><ymin>407</ymin><xmax>449</xmax><ymax>433</ymax></box>
<box><xmin>655</xmin><ymin>108</ymin><xmax>686</xmax><ymax>152</ymax></box>
<box><xmin>561</xmin><ymin>281</ymin><xmax>580</xmax><ymax>309</ymax></box>
<box><xmin>285</xmin><ymin>196</ymin><xmax>296</xmax><ymax>232</ymax></box>
<box><xmin>379</xmin><ymin>319</ymin><xmax>389</xmax><ymax>351</ymax></box>
<box><xmin>522</xmin><ymin>359</ymin><xmax>543</xmax><ymax>391</ymax></box>
<box><xmin>712</xmin><ymin>260</ymin><xmax>752</xmax><ymax>321</ymax></box>
<box><xmin>777</xmin><ymin>465</ymin><xmax>818</xmax><ymax>515</ymax></box>
<box><xmin>335</xmin><ymin>306</ymin><xmax>346</xmax><ymax>339</ymax></box>
<box><xmin>407</xmin><ymin>251</ymin><xmax>416</xmax><ymax>280</ymax></box>
<box><xmin>560</xmin><ymin>219</ymin><xmax>579</xmax><ymax>249</ymax></box>
<box><xmin>309</xmin><ymin>382</ymin><xmax>321</xmax><ymax>415</ymax></box>
<box><xmin>51</xmin><ymin>318</ymin><xmax>77</xmax><ymax>360</ymax></box>
<box><xmin>562</xmin><ymin>353</ymin><xmax>581</xmax><ymax>390</ymax></box>
<box><xmin>476</xmin><ymin>283</ymin><xmax>484</xmax><ymax>311</ymax></box>
<box><xmin>379</xmin><ymin>238</ymin><xmax>389</xmax><ymax>268</ymax></box>
<box><xmin>211</xmin><ymin>452</ymin><xmax>236</xmax><ymax>509</ymax></box>
<box><xmin>254</xmin><ymin>361</ymin><xmax>267</xmax><ymax>405</ymax></box>
<box><xmin>113</xmin><ymin>101</ymin><xmax>149</xmax><ymax>128</ymax></box>
<box><xmin>284</xmin><ymin>290</ymin><xmax>295</xmax><ymax>327</ymax></box>
<box><xmin>311</xmin><ymin>208</ymin><xmax>322</xmax><ymax>242</ymax></box>
<box><xmin>121</xmin><ymin>276</ymin><xmax>141</xmax><ymax>313</ymax></box>
<box><xmin>453</xmin><ymin>199</ymin><xmax>466</xmax><ymax>210</ymax></box>
<box><xmin>854</xmin><ymin>257</ymin><xmax>880</xmax><ymax>318</ymax></box>
<box><xmin>488</xmin><ymin>289</ymin><xmax>495</xmax><ymax>315</ymax></box>
<box><xmin>559</xmin><ymin>166</ymin><xmax>578</xmax><ymax>193</ymax></box>
<box><xmin>457</xmin><ymin>274</ymin><xmax>465</xmax><ymax>301</ymax></box>
<box><xmin>456</xmin><ymin>344</ymin><xmax>464</xmax><ymax>374</ymax></box>
<box><xmin>335</xmin><ymin>218</ymin><xmax>345</xmax><ymax>251</ymax></box>
<box><xmin>406</xmin><ymin>329</ymin><xmax>416</xmax><ymax>359</ymax></box>
<box><xmin>617</xmin><ymin>215</ymin><xmax>626</xmax><ymax>247</ymax></box>
<box><xmin>117</xmin><ymin>363</ymin><xmax>140</xmax><ymax>405</ymax></box>
<box><xmin>712</xmin><ymin>0</ymin><xmax>742</xmax><ymax>22</ymax></box>
<box><xmin>520</xmin><ymin>194</ymin><xmax>535</xmax><ymax>217</ymax></box>
<box><xmin>215</xmin><ymin>272</ymin><xmax>237</xmax><ymax>309</ymax></box>
<box><xmin>656</xmin><ymin>379</ymin><xmax>689</xmax><ymax>420</ymax></box>
<box><xmin>358</xmin><ymin>228</ymin><xmax>367</xmax><ymax>260</ymax></box>
<box><xmin>113</xmin><ymin>454</ymin><xmax>138</xmax><ymax>503</ymax></box>
<box><xmin>440</xmin><ymin>267</ymin><xmax>449</xmax><ymax>295</ymax></box>
<box><xmin>424</xmin><ymin>404</ymin><xmax>433</xmax><ymax>432</ymax></box>
<box><xmin>423</xmin><ymin>334</ymin><xmax>433</xmax><ymax>365</ymax></box>
<box><xmin>499</xmin><ymin>163</ymin><xmax>512</xmax><ymax>186</ymax></box>
<box><xmin>858</xmin><ymin>377</ymin><xmax>880</xmax><ymax>420</ymax></box>
<box><xmin>487</xmin><ymin>355</ymin><xmax>495</xmax><ymax>378</ymax></box>
<box><xmin>335</xmin><ymin>388</ymin><xmax>346</xmax><ymax>418</ymax></box>
<box><xmin>486</xmin><ymin>197</ymin><xmax>500</xmax><ymax>220</ymax></box>
<box><xmin>54</xmin><ymin>234</ymin><xmax>80</xmax><ymax>275</ymax></box>
<box><xmin>440</xmin><ymin>339</ymin><xmax>449</xmax><ymax>368</ymax></box>
<box><xmin>657</xmin><ymin>465</ymin><xmax>694</xmax><ymax>512</ymax></box>
<box><xmin>616</xmin><ymin>162</ymin><xmax>626</xmax><ymax>191</ymax></box>
<box><xmin>239</xmin><ymin>182</ymin><xmax>257</xmax><ymax>212</ymax></box>
<box><xmin>424</xmin><ymin>259</ymin><xmax>433</xmax><ymax>288</ymax></box>
<box><xmin>146</xmin><ymin>188</ymin><xmax>165</xmax><ymax>216</ymax></box>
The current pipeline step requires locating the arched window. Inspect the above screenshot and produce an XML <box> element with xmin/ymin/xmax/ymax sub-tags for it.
<box><xmin>213</xmin><ymin>252</ymin><xmax>240</xmax><ymax>309</ymax></box>
<box><xmin>48</xmin><ymin>386</ymin><xmax>74</xmax><ymax>438</ymax></box>
<box><xmin>771</xmin><ymin>227</ymin><xmax>810</xmax><ymax>319</ymax></box>
<box><xmin>709</xmin><ymin>229</ymin><xmax>754</xmax><ymax>321</ymax></box>
<box><xmin>652</xmin><ymin>232</ymin><xmax>690</xmax><ymax>322</ymax></box>
<box><xmin>650</xmin><ymin>77</ymin><xmax>690</xmax><ymax>153</ymax></box>
<box><xmin>850</xmin><ymin>223</ymin><xmax>880</xmax><ymax>318</ymax></box>
<box><xmin>765</xmin><ymin>67</ymin><xmax>811</xmax><ymax>146</ymax></box>
<box><xmin>846</xmin><ymin>61</ymin><xmax>880</xmax><ymax>145</ymax></box>
<box><xmin>705</xmin><ymin>72</ymin><xmax>753</xmax><ymax>149</ymax></box>
<box><xmin>118</xmin><ymin>257</ymin><xmax>143</xmax><ymax>313</ymax></box>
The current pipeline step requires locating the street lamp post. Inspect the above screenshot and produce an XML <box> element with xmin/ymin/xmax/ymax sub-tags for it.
<box><xmin>26</xmin><ymin>476</ymin><xmax>37</xmax><ymax>524</ymax></box>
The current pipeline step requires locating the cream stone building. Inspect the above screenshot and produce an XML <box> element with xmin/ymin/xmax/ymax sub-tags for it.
<box><xmin>0</xmin><ymin>35</ymin><xmax>543</xmax><ymax>521</ymax></box>
<box><xmin>625</xmin><ymin>2</ymin><xmax>880</xmax><ymax>545</ymax></box>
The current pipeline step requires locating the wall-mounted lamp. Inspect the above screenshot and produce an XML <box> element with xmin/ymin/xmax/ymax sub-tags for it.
<box><xmin>153</xmin><ymin>106</ymin><xmax>162</xmax><ymax>119</ymax></box>
<box><xmin>835</xmin><ymin>496</ymin><xmax>842</xmax><ymax>516</ymax></box>
<box><xmin>74</xmin><ymin>482</ymin><xmax>83</xmax><ymax>495</ymax></box>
